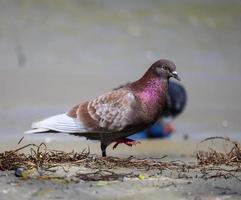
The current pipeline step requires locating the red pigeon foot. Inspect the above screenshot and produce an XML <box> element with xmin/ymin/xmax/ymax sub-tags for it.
<box><xmin>112</xmin><ymin>138</ymin><xmax>141</xmax><ymax>149</ymax></box>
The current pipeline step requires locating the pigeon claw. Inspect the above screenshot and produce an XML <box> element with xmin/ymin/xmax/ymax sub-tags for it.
<box><xmin>112</xmin><ymin>138</ymin><xmax>141</xmax><ymax>150</ymax></box>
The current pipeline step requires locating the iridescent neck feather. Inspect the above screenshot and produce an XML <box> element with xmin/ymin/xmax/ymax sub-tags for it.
<box><xmin>130</xmin><ymin>72</ymin><xmax>169</xmax><ymax>116</ymax></box>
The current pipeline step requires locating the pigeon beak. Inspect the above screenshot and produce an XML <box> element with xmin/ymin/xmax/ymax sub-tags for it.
<box><xmin>171</xmin><ymin>71</ymin><xmax>181</xmax><ymax>81</ymax></box>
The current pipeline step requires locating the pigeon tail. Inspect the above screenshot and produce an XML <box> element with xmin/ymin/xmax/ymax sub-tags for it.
<box><xmin>24</xmin><ymin>114</ymin><xmax>88</xmax><ymax>134</ymax></box>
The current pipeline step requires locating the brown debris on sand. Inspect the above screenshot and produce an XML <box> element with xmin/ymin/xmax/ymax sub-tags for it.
<box><xmin>0</xmin><ymin>143</ymin><xmax>176</xmax><ymax>172</ymax></box>
<box><xmin>197</xmin><ymin>137</ymin><xmax>241</xmax><ymax>166</ymax></box>
<box><xmin>0</xmin><ymin>137</ymin><xmax>241</xmax><ymax>182</ymax></box>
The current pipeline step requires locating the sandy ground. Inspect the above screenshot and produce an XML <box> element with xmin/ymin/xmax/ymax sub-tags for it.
<box><xmin>1</xmin><ymin>168</ymin><xmax>241</xmax><ymax>200</ymax></box>
<box><xmin>1</xmin><ymin>139</ymin><xmax>241</xmax><ymax>200</ymax></box>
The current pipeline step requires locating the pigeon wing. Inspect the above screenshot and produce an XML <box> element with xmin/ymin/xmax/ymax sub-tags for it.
<box><xmin>68</xmin><ymin>89</ymin><xmax>139</xmax><ymax>132</ymax></box>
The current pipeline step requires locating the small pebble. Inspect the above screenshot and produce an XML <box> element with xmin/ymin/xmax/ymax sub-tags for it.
<box><xmin>15</xmin><ymin>168</ymin><xmax>25</xmax><ymax>177</ymax></box>
<box><xmin>138</xmin><ymin>174</ymin><xmax>145</xmax><ymax>180</ymax></box>
<box><xmin>183</xmin><ymin>134</ymin><xmax>189</xmax><ymax>140</ymax></box>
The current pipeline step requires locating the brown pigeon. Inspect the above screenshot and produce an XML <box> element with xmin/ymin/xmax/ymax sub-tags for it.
<box><xmin>25</xmin><ymin>59</ymin><xmax>180</xmax><ymax>156</ymax></box>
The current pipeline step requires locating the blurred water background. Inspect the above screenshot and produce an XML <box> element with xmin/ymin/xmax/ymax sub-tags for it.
<box><xmin>0</xmin><ymin>0</ymin><xmax>241</xmax><ymax>145</ymax></box>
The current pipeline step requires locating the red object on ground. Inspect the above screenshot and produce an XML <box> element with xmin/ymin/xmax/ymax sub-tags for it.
<box><xmin>164</xmin><ymin>122</ymin><xmax>176</xmax><ymax>134</ymax></box>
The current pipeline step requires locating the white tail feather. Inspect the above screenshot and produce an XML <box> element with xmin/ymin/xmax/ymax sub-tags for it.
<box><xmin>24</xmin><ymin>128</ymin><xmax>50</xmax><ymax>134</ymax></box>
<box><xmin>25</xmin><ymin>114</ymin><xmax>88</xmax><ymax>134</ymax></box>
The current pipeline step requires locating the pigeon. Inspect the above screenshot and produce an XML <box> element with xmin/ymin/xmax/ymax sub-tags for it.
<box><xmin>164</xmin><ymin>80</ymin><xmax>187</xmax><ymax>118</ymax></box>
<box><xmin>25</xmin><ymin>59</ymin><xmax>180</xmax><ymax>156</ymax></box>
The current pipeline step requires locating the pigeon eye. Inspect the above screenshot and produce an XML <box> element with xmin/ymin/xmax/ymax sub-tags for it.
<box><xmin>163</xmin><ymin>66</ymin><xmax>168</xmax><ymax>70</ymax></box>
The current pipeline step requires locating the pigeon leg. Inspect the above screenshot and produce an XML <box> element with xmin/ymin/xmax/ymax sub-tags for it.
<box><xmin>112</xmin><ymin>138</ymin><xmax>141</xmax><ymax>149</ymax></box>
<box><xmin>101</xmin><ymin>143</ymin><xmax>107</xmax><ymax>157</ymax></box>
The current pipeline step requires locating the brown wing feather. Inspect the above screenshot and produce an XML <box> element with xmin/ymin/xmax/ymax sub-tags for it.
<box><xmin>67</xmin><ymin>89</ymin><xmax>138</xmax><ymax>132</ymax></box>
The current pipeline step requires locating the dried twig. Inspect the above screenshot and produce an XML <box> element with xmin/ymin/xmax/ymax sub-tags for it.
<box><xmin>197</xmin><ymin>137</ymin><xmax>241</xmax><ymax>166</ymax></box>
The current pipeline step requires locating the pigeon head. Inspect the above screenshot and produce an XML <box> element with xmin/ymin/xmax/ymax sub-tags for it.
<box><xmin>149</xmin><ymin>59</ymin><xmax>181</xmax><ymax>81</ymax></box>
